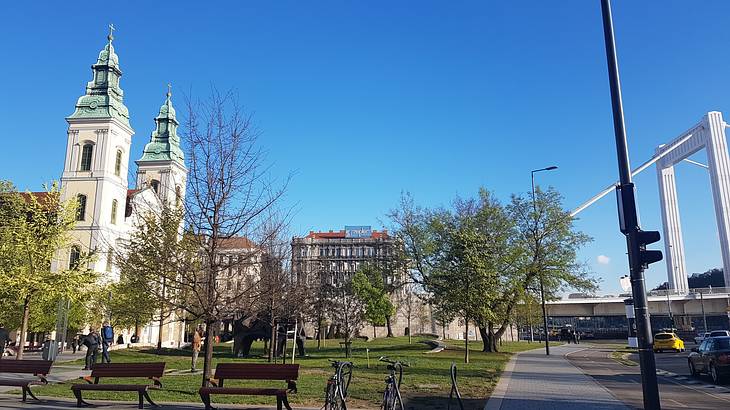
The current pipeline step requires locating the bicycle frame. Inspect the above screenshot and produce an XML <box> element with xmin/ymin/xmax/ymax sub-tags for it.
<box><xmin>323</xmin><ymin>360</ymin><xmax>353</xmax><ymax>410</ymax></box>
<box><xmin>379</xmin><ymin>357</ymin><xmax>406</xmax><ymax>410</ymax></box>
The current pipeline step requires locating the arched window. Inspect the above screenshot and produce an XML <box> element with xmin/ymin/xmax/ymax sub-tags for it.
<box><xmin>76</xmin><ymin>194</ymin><xmax>87</xmax><ymax>221</ymax></box>
<box><xmin>80</xmin><ymin>144</ymin><xmax>93</xmax><ymax>171</ymax></box>
<box><xmin>151</xmin><ymin>179</ymin><xmax>160</xmax><ymax>194</ymax></box>
<box><xmin>114</xmin><ymin>150</ymin><xmax>122</xmax><ymax>177</ymax></box>
<box><xmin>69</xmin><ymin>246</ymin><xmax>81</xmax><ymax>269</ymax></box>
<box><xmin>111</xmin><ymin>199</ymin><xmax>118</xmax><ymax>224</ymax></box>
<box><xmin>175</xmin><ymin>186</ymin><xmax>182</xmax><ymax>207</ymax></box>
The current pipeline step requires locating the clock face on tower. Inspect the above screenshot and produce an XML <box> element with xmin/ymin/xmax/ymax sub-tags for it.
<box><xmin>89</xmin><ymin>101</ymin><xmax>98</xmax><ymax>109</ymax></box>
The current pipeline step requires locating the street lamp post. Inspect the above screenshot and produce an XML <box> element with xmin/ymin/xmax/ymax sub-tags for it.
<box><xmin>532</xmin><ymin>165</ymin><xmax>558</xmax><ymax>356</ymax></box>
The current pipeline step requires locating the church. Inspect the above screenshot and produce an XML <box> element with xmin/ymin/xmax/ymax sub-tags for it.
<box><xmin>52</xmin><ymin>27</ymin><xmax>188</xmax><ymax>347</ymax></box>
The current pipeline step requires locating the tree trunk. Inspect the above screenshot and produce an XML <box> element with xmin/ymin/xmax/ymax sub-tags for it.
<box><xmin>464</xmin><ymin>318</ymin><xmax>469</xmax><ymax>364</ymax></box>
<box><xmin>407</xmin><ymin>317</ymin><xmax>412</xmax><ymax>344</ymax></box>
<box><xmin>156</xmin><ymin>310</ymin><xmax>164</xmax><ymax>352</ymax></box>
<box><xmin>480</xmin><ymin>325</ymin><xmax>499</xmax><ymax>353</ymax></box>
<box><xmin>386</xmin><ymin>316</ymin><xmax>394</xmax><ymax>337</ymax></box>
<box><xmin>201</xmin><ymin>320</ymin><xmax>215</xmax><ymax>387</ymax></box>
<box><xmin>373</xmin><ymin>324</ymin><xmax>377</xmax><ymax>340</ymax></box>
<box><xmin>316</xmin><ymin>316</ymin><xmax>322</xmax><ymax>351</ymax></box>
<box><xmin>268</xmin><ymin>318</ymin><xmax>276</xmax><ymax>363</ymax></box>
<box><xmin>134</xmin><ymin>319</ymin><xmax>140</xmax><ymax>340</ymax></box>
<box><xmin>16</xmin><ymin>296</ymin><xmax>31</xmax><ymax>360</ymax></box>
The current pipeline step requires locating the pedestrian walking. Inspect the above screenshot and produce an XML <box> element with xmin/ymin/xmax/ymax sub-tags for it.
<box><xmin>191</xmin><ymin>324</ymin><xmax>203</xmax><ymax>372</ymax></box>
<box><xmin>101</xmin><ymin>321</ymin><xmax>114</xmax><ymax>363</ymax></box>
<box><xmin>71</xmin><ymin>334</ymin><xmax>79</xmax><ymax>354</ymax></box>
<box><xmin>0</xmin><ymin>323</ymin><xmax>10</xmax><ymax>360</ymax></box>
<box><xmin>574</xmin><ymin>331</ymin><xmax>580</xmax><ymax>344</ymax></box>
<box><xmin>83</xmin><ymin>328</ymin><xmax>101</xmax><ymax>370</ymax></box>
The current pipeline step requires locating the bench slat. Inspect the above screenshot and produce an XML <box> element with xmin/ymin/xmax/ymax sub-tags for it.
<box><xmin>200</xmin><ymin>387</ymin><xmax>286</xmax><ymax>396</ymax></box>
<box><xmin>213</xmin><ymin>363</ymin><xmax>299</xmax><ymax>381</ymax></box>
<box><xmin>0</xmin><ymin>360</ymin><xmax>52</xmax><ymax>375</ymax></box>
<box><xmin>72</xmin><ymin>384</ymin><xmax>158</xmax><ymax>391</ymax></box>
<box><xmin>90</xmin><ymin>362</ymin><xmax>166</xmax><ymax>378</ymax></box>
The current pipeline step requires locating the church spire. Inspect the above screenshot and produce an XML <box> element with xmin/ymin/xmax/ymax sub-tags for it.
<box><xmin>67</xmin><ymin>24</ymin><xmax>131</xmax><ymax>128</ymax></box>
<box><xmin>137</xmin><ymin>85</ymin><xmax>185</xmax><ymax>166</ymax></box>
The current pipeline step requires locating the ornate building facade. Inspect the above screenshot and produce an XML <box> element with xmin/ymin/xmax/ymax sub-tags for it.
<box><xmin>51</xmin><ymin>28</ymin><xmax>188</xmax><ymax>347</ymax></box>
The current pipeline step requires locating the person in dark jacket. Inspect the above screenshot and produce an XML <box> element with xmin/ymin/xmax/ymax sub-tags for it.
<box><xmin>83</xmin><ymin>328</ymin><xmax>101</xmax><ymax>370</ymax></box>
<box><xmin>71</xmin><ymin>334</ymin><xmax>80</xmax><ymax>354</ymax></box>
<box><xmin>101</xmin><ymin>321</ymin><xmax>114</xmax><ymax>363</ymax></box>
<box><xmin>0</xmin><ymin>323</ymin><xmax>10</xmax><ymax>360</ymax></box>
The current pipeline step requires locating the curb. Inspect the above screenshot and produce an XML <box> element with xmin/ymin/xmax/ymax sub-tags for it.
<box><xmin>483</xmin><ymin>350</ymin><xmax>518</xmax><ymax>410</ymax></box>
<box><xmin>422</xmin><ymin>339</ymin><xmax>446</xmax><ymax>354</ymax></box>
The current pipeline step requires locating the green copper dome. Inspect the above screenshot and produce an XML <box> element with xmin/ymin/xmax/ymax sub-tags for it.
<box><xmin>67</xmin><ymin>27</ymin><xmax>130</xmax><ymax>128</ymax></box>
<box><xmin>137</xmin><ymin>87</ymin><xmax>185</xmax><ymax>166</ymax></box>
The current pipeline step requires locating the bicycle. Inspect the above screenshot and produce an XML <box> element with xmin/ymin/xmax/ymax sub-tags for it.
<box><xmin>379</xmin><ymin>356</ymin><xmax>408</xmax><ymax>410</ymax></box>
<box><xmin>323</xmin><ymin>360</ymin><xmax>353</xmax><ymax>410</ymax></box>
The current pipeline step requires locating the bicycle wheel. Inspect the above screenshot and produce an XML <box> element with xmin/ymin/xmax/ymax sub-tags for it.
<box><xmin>338</xmin><ymin>362</ymin><xmax>353</xmax><ymax>402</ymax></box>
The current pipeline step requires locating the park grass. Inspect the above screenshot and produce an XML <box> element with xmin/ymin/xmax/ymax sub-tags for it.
<box><xmin>33</xmin><ymin>336</ymin><xmax>555</xmax><ymax>409</ymax></box>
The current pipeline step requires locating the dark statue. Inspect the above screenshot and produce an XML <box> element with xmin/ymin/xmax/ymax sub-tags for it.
<box><xmin>231</xmin><ymin>316</ymin><xmax>306</xmax><ymax>358</ymax></box>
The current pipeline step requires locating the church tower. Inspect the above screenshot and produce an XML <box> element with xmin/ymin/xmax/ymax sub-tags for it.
<box><xmin>60</xmin><ymin>26</ymin><xmax>134</xmax><ymax>277</ymax></box>
<box><xmin>135</xmin><ymin>86</ymin><xmax>187</xmax><ymax>207</ymax></box>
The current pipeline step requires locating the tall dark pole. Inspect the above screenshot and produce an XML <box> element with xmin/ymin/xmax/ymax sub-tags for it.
<box><xmin>532</xmin><ymin>166</ymin><xmax>557</xmax><ymax>356</ymax></box>
<box><xmin>600</xmin><ymin>0</ymin><xmax>661</xmax><ymax>408</ymax></box>
<box><xmin>700</xmin><ymin>291</ymin><xmax>707</xmax><ymax>334</ymax></box>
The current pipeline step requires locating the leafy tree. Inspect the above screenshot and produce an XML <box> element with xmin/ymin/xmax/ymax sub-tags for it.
<box><xmin>0</xmin><ymin>181</ymin><xmax>97</xmax><ymax>359</ymax></box>
<box><xmin>116</xmin><ymin>204</ymin><xmax>194</xmax><ymax>352</ymax></box>
<box><xmin>388</xmin><ymin>187</ymin><xmax>595</xmax><ymax>356</ymax></box>
<box><xmin>504</xmin><ymin>187</ymin><xmax>596</xmax><ymax>348</ymax></box>
<box><xmin>352</xmin><ymin>265</ymin><xmax>395</xmax><ymax>339</ymax></box>
<box><xmin>425</xmin><ymin>192</ymin><xmax>507</xmax><ymax>362</ymax></box>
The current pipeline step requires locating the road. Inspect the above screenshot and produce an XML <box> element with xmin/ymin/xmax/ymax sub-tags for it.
<box><xmin>567</xmin><ymin>345</ymin><xmax>730</xmax><ymax>409</ymax></box>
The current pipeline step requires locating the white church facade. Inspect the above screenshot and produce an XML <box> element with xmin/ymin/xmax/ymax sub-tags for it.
<box><xmin>52</xmin><ymin>28</ymin><xmax>188</xmax><ymax>347</ymax></box>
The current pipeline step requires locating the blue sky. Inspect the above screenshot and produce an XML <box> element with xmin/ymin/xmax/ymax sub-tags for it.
<box><xmin>2</xmin><ymin>1</ymin><xmax>730</xmax><ymax>295</ymax></box>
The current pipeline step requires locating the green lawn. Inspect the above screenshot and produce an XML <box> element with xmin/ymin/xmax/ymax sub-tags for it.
<box><xmin>34</xmin><ymin>337</ymin><xmax>555</xmax><ymax>409</ymax></box>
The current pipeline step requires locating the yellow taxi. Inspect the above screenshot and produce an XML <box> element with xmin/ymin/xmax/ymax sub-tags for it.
<box><xmin>653</xmin><ymin>332</ymin><xmax>685</xmax><ymax>353</ymax></box>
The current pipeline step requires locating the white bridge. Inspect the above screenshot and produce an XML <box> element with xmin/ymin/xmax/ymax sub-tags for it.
<box><xmin>573</xmin><ymin>112</ymin><xmax>730</xmax><ymax>292</ymax></box>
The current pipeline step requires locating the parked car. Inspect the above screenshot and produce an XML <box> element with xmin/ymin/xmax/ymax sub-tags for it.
<box><xmin>709</xmin><ymin>330</ymin><xmax>730</xmax><ymax>338</ymax></box>
<box><xmin>688</xmin><ymin>336</ymin><xmax>730</xmax><ymax>384</ymax></box>
<box><xmin>654</xmin><ymin>332</ymin><xmax>685</xmax><ymax>353</ymax></box>
<box><xmin>695</xmin><ymin>332</ymin><xmax>712</xmax><ymax>345</ymax></box>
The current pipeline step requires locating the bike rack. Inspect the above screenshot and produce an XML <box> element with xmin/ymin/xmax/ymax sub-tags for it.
<box><xmin>448</xmin><ymin>362</ymin><xmax>464</xmax><ymax>410</ymax></box>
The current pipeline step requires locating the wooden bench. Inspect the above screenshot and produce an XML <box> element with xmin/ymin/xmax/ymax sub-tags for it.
<box><xmin>0</xmin><ymin>359</ymin><xmax>52</xmax><ymax>402</ymax></box>
<box><xmin>71</xmin><ymin>362</ymin><xmax>165</xmax><ymax>409</ymax></box>
<box><xmin>199</xmin><ymin>363</ymin><xmax>299</xmax><ymax>410</ymax></box>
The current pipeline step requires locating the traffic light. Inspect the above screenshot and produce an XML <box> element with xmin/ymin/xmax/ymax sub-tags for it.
<box><xmin>635</xmin><ymin>229</ymin><xmax>663</xmax><ymax>268</ymax></box>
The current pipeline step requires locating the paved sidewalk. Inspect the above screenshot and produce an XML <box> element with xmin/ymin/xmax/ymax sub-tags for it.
<box><xmin>0</xmin><ymin>395</ymin><xmax>322</xmax><ymax>409</ymax></box>
<box><xmin>485</xmin><ymin>345</ymin><xmax>631</xmax><ymax>410</ymax></box>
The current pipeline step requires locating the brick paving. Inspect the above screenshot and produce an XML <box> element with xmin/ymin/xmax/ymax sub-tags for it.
<box><xmin>485</xmin><ymin>345</ymin><xmax>631</xmax><ymax>410</ymax></box>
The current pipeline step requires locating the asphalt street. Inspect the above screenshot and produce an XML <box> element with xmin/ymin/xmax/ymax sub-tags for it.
<box><xmin>568</xmin><ymin>345</ymin><xmax>730</xmax><ymax>409</ymax></box>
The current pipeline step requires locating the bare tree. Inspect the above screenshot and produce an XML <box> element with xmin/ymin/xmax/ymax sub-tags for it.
<box><xmin>118</xmin><ymin>89</ymin><xmax>289</xmax><ymax>387</ymax></box>
<box><xmin>398</xmin><ymin>282</ymin><xmax>418</xmax><ymax>344</ymax></box>
<box><xmin>183</xmin><ymin>89</ymin><xmax>289</xmax><ymax>385</ymax></box>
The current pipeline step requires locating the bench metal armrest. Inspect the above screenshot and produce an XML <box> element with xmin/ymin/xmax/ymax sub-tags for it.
<box><xmin>38</xmin><ymin>374</ymin><xmax>48</xmax><ymax>385</ymax></box>
<box><xmin>287</xmin><ymin>380</ymin><xmax>297</xmax><ymax>393</ymax></box>
<box><xmin>79</xmin><ymin>376</ymin><xmax>94</xmax><ymax>384</ymax></box>
<box><xmin>150</xmin><ymin>377</ymin><xmax>163</xmax><ymax>389</ymax></box>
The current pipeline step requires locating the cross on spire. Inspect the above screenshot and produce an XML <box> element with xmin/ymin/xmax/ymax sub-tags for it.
<box><xmin>167</xmin><ymin>83</ymin><xmax>172</xmax><ymax>98</ymax></box>
<box><xmin>108</xmin><ymin>23</ymin><xmax>115</xmax><ymax>43</ymax></box>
